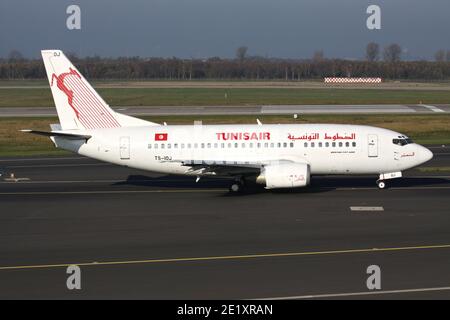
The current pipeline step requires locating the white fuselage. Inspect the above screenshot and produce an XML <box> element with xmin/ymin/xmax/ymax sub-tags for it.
<box><xmin>38</xmin><ymin>50</ymin><xmax>433</xmax><ymax>189</ymax></box>
<box><xmin>53</xmin><ymin>123</ymin><xmax>433</xmax><ymax>178</ymax></box>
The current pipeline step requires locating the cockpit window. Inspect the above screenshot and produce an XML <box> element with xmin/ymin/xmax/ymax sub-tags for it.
<box><xmin>392</xmin><ymin>138</ymin><xmax>413</xmax><ymax>146</ymax></box>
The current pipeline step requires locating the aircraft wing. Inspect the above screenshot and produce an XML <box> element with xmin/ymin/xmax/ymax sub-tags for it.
<box><xmin>164</xmin><ymin>158</ymin><xmax>306</xmax><ymax>177</ymax></box>
<box><xmin>184</xmin><ymin>162</ymin><xmax>261</xmax><ymax>176</ymax></box>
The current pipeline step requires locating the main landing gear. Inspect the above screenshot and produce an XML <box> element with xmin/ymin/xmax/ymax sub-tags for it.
<box><xmin>229</xmin><ymin>177</ymin><xmax>245</xmax><ymax>193</ymax></box>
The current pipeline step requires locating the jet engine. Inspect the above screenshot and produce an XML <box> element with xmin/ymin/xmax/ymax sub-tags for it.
<box><xmin>256</xmin><ymin>162</ymin><xmax>311</xmax><ymax>189</ymax></box>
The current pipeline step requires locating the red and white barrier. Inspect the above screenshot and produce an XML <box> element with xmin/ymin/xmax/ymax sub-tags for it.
<box><xmin>324</xmin><ymin>77</ymin><xmax>382</xmax><ymax>84</ymax></box>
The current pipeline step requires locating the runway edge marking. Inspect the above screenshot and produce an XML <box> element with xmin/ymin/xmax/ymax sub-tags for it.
<box><xmin>1</xmin><ymin>243</ymin><xmax>450</xmax><ymax>271</ymax></box>
<box><xmin>256</xmin><ymin>286</ymin><xmax>450</xmax><ymax>300</ymax></box>
<box><xmin>419</xmin><ymin>104</ymin><xmax>446</xmax><ymax>113</ymax></box>
<box><xmin>350</xmin><ymin>206</ymin><xmax>384</xmax><ymax>212</ymax></box>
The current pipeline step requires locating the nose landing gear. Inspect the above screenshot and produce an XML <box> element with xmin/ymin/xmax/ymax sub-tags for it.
<box><xmin>376</xmin><ymin>180</ymin><xmax>386</xmax><ymax>189</ymax></box>
<box><xmin>376</xmin><ymin>171</ymin><xmax>402</xmax><ymax>189</ymax></box>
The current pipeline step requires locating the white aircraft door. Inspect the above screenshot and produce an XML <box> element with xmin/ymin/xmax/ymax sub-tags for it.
<box><xmin>368</xmin><ymin>134</ymin><xmax>378</xmax><ymax>157</ymax></box>
<box><xmin>120</xmin><ymin>136</ymin><xmax>130</xmax><ymax>160</ymax></box>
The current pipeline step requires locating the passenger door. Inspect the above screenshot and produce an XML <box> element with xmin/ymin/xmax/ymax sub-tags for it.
<box><xmin>368</xmin><ymin>134</ymin><xmax>378</xmax><ymax>157</ymax></box>
<box><xmin>120</xmin><ymin>136</ymin><xmax>130</xmax><ymax>160</ymax></box>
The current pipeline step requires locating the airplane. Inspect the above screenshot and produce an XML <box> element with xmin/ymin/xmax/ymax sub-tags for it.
<box><xmin>22</xmin><ymin>50</ymin><xmax>433</xmax><ymax>193</ymax></box>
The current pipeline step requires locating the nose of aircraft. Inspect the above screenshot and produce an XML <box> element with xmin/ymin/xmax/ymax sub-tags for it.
<box><xmin>417</xmin><ymin>145</ymin><xmax>433</xmax><ymax>164</ymax></box>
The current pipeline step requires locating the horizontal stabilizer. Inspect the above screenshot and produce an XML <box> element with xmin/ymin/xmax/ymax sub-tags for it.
<box><xmin>20</xmin><ymin>129</ymin><xmax>91</xmax><ymax>140</ymax></box>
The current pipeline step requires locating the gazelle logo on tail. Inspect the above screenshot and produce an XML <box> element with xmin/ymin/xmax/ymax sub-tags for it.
<box><xmin>50</xmin><ymin>67</ymin><xmax>120</xmax><ymax>129</ymax></box>
<box><xmin>42</xmin><ymin>49</ymin><xmax>121</xmax><ymax>130</ymax></box>
<box><xmin>51</xmin><ymin>68</ymin><xmax>80</xmax><ymax>119</ymax></box>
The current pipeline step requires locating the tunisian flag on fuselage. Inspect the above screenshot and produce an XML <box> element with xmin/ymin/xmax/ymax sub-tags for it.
<box><xmin>155</xmin><ymin>133</ymin><xmax>168</xmax><ymax>141</ymax></box>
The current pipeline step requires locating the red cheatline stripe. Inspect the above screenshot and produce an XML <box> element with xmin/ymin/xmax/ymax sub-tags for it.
<box><xmin>67</xmin><ymin>75</ymin><xmax>109</xmax><ymax>129</ymax></box>
<box><xmin>66</xmin><ymin>76</ymin><xmax>108</xmax><ymax>129</ymax></box>
<box><xmin>72</xmin><ymin>75</ymin><xmax>116</xmax><ymax>127</ymax></box>
<box><xmin>67</xmin><ymin>76</ymin><xmax>112</xmax><ymax>129</ymax></box>
<box><xmin>65</xmin><ymin>77</ymin><xmax>100</xmax><ymax>129</ymax></box>
<box><xmin>62</xmin><ymin>80</ymin><xmax>93</xmax><ymax>129</ymax></box>
<box><xmin>69</xmin><ymin>80</ymin><xmax>98</xmax><ymax>129</ymax></box>
<box><xmin>71</xmin><ymin>75</ymin><xmax>117</xmax><ymax>128</ymax></box>
<box><xmin>66</xmin><ymin>75</ymin><xmax>107</xmax><ymax>129</ymax></box>
<box><xmin>71</xmin><ymin>76</ymin><xmax>117</xmax><ymax>128</ymax></box>
<box><xmin>62</xmin><ymin>73</ymin><xmax>122</xmax><ymax>129</ymax></box>
<box><xmin>75</xmin><ymin>76</ymin><xmax>121</xmax><ymax>127</ymax></box>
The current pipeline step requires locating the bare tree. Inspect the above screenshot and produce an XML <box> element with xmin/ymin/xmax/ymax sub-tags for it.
<box><xmin>434</xmin><ymin>50</ymin><xmax>446</xmax><ymax>62</ymax></box>
<box><xmin>66</xmin><ymin>51</ymin><xmax>79</xmax><ymax>62</ymax></box>
<box><xmin>383</xmin><ymin>43</ymin><xmax>402</xmax><ymax>62</ymax></box>
<box><xmin>3</xmin><ymin>53</ymin><xmax>450</xmax><ymax>81</ymax></box>
<box><xmin>312</xmin><ymin>50</ymin><xmax>324</xmax><ymax>61</ymax></box>
<box><xmin>236</xmin><ymin>46</ymin><xmax>248</xmax><ymax>61</ymax></box>
<box><xmin>366</xmin><ymin>42</ymin><xmax>380</xmax><ymax>61</ymax></box>
<box><xmin>7</xmin><ymin>49</ymin><xmax>24</xmax><ymax>62</ymax></box>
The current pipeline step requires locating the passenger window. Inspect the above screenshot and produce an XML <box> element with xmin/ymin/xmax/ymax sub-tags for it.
<box><xmin>194</xmin><ymin>143</ymin><xmax>198</xmax><ymax>148</ymax></box>
<box><xmin>270</xmin><ymin>143</ymin><xmax>274</xmax><ymax>148</ymax></box>
<box><xmin>290</xmin><ymin>142</ymin><xmax>294</xmax><ymax>148</ymax></box>
<box><xmin>214</xmin><ymin>143</ymin><xmax>217</xmax><ymax>148</ymax></box>
<box><xmin>207</xmin><ymin>143</ymin><xmax>211</xmax><ymax>148</ymax></box>
<box><xmin>352</xmin><ymin>142</ymin><xmax>356</xmax><ymax>147</ymax></box>
<box><xmin>264</xmin><ymin>143</ymin><xmax>269</xmax><ymax>148</ymax></box>
<box><xmin>249</xmin><ymin>143</ymin><xmax>253</xmax><ymax>148</ymax></box>
<box><xmin>181</xmin><ymin>143</ymin><xmax>184</xmax><ymax>149</ymax></box>
<box><xmin>319</xmin><ymin>142</ymin><xmax>322</xmax><ymax>148</ymax></box>
<box><xmin>161</xmin><ymin>144</ymin><xmax>165</xmax><ymax>149</ymax></box>
<box><xmin>311</xmin><ymin>142</ymin><xmax>315</xmax><ymax>147</ymax></box>
<box><xmin>325</xmin><ymin>142</ymin><xmax>329</xmax><ymax>147</ymax></box>
<box><xmin>154</xmin><ymin>144</ymin><xmax>158</xmax><ymax>149</ymax></box>
<box><xmin>228</xmin><ymin>143</ymin><xmax>232</xmax><ymax>148</ymax></box>
<box><xmin>339</xmin><ymin>142</ymin><xmax>343</xmax><ymax>147</ymax></box>
<box><xmin>332</xmin><ymin>142</ymin><xmax>336</xmax><ymax>147</ymax></box>
<box><xmin>201</xmin><ymin>143</ymin><xmax>205</xmax><ymax>149</ymax></box>
<box><xmin>235</xmin><ymin>143</ymin><xmax>238</xmax><ymax>148</ymax></box>
<box><xmin>257</xmin><ymin>143</ymin><xmax>261</xmax><ymax>148</ymax></box>
<box><xmin>304</xmin><ymin>142</ymin><xmax>308</xmax><ymax>148</ymax></box>
<box><xmin>345</xmin><ymin>142</ymin><xmax>349</xmax><ymax>147</ymax></box>
<box><xmin>174</xmin><ymin>143</ymin><xmax>178</xmax><ymax>148</ymax></box>
<box><xmin>148</xmin><ymin>144</ymin><xmax>152</xmax><ymax>149</ymax></box>
<box><xmin>283</xmin><ymin>142</ymin><xmax>287</xmax><ymax>148</ymax></box>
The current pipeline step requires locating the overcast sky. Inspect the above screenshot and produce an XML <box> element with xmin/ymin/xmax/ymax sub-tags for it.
<box><xmin>0</xmin><ymin>0</ymin><xmax>449</xmax><ymax>60</ymax></box>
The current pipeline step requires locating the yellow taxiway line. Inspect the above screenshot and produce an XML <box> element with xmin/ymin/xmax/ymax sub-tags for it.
<box><xmin>1</xmin><ymin>243</ymin><xmax>450</xmax><ymax>271</ymax></box>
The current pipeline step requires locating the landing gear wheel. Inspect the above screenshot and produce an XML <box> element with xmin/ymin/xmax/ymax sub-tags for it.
<box><xmin>377</xmin><ymin>180</ymin><xmax>386</xmax><ymax>189</ymax></box>
<box><xmin>229</xmin><ymin>177</ymin><xmax>245</xmax><ymax>193</ymax></box>
<box><xmin>229</xmin><ymin>182</ymin><xmax>242</xmax><ymax>193</ymax></box>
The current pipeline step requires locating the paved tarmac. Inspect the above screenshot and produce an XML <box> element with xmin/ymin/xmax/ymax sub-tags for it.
<box><xmin>0</xmin><ymin>146</ymin><xmax>449</xmax><ymax>299</ymax></box>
